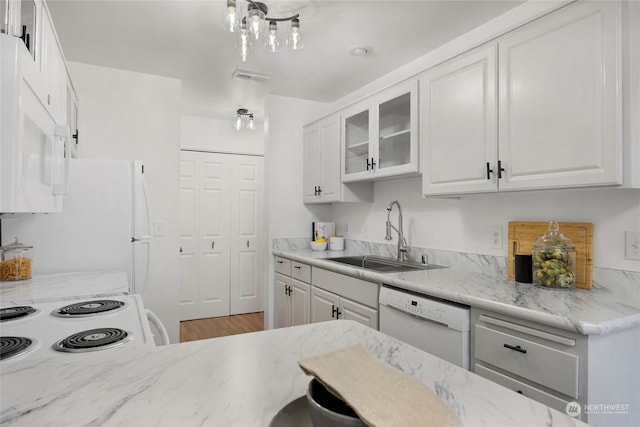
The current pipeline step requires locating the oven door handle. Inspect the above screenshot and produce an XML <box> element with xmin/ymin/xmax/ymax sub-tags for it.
<box><xmin>145</xmin><ymin>309</ymin><xmax>170</xmax><ymax>346</ymax></box>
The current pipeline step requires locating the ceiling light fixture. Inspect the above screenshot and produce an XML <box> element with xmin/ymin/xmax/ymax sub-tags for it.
<box><xmin>223</xmin><ymin>0</ymin><xmax>303</xmax><ymax>62</ymax></box>
<box><xmin>350</xmin><ymin>46</ymin><xmax>370</xmax><ymax>57</ymax></box>
<box><xmin>234</xmin><ymin>108</ymin><xmax>256</xmax><ymax>131</ymax></box>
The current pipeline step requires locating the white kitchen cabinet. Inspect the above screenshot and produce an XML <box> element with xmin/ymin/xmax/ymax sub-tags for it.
<box><xmin>310</xmin><ymin>286</ymin><xmax>378</xmax><ymax>329</ymax></box>
<box><xmin>310</xmin><ymin>267</ymin><xmax>379</xmax><ymax>329</ymax></box>
<box><xmin>179</xmin><ymin>151</ymin><xmax>264</xmax><ymax>320</ymax></box>
<box><xmin>421</xmin><ymin>1</ymin><xmax>625</xmax><ymax>196</ymax></box>
<box><xmin>65</xmin><ymin>76</ymin><xmax>79</xmax><ymax>157</ymax></box>
<box><xmin>472</xmin><ymin>309</ymin><xmax>640</xmax><ymax>426</ymax></box>
<box><xmin>303</xmin><ymin>113</ymin><xmax>372</xmax><ymax>204</ymax></box>
<box><xmin>39</xmin><ymin>5</ymin><xmax>66</xmax><ymax>125</ymax></box>
<box><xmin>274</xmin><ymin>257</ymin><xmax>311</xmax><ymax>328</ymax></box>
<box><xmin>420</xmin><ymin>44</ymin><xmax>497</xmax><ymax>195</ymax></box>
<box><xmin>341</xmin><ymin>80</ymin><xmax>419</xmax><ymax>182</ymax></box>
<box><xmin>303</xmin><ymin>114</ymin><xmax>340</xmax><ymax>203</ymax></box>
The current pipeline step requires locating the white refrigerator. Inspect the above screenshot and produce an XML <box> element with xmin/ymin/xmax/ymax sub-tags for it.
<box><xmin>1</xmin><ymin>158</ymin><xmax>168</xmax><ymax>343</ymax></box>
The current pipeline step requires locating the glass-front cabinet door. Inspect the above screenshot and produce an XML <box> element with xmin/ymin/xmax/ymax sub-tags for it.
<box><xmin>342</xmin><ymin>102</ymin><xmax>373</xmax><ymax>180</ymax></box>
<box><xmin>341</xmin><ymin>80</ymin><xmax>418</xmax><ymax>182</ymax></box>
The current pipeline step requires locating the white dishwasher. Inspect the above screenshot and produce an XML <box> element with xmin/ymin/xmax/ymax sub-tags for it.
<box><xmin>379</xmin><ymin>285</ymin><xmax>470</xmax><ymax>369</ymax></box>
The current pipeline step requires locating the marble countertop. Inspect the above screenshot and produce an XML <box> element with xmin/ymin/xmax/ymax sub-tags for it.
<box><xmin>273</xmin><ymin>248</ymin><xmax>640</xmax><ymax>335</ymax></box>
<box><xmin>0</xmin><ymin>320</ymin><xmax>587</xmax><ymax>427</ymax></box>
<box><xmin>0</xmin><ymin>270</ymin><xmax>129</xmax><ymax>303</ymax></box>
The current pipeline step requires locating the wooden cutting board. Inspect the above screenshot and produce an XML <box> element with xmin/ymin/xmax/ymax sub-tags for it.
<box><xmin>508</xmin><ymin>221</ymin><xmax>593</xmax><ymax>289</ymax></box>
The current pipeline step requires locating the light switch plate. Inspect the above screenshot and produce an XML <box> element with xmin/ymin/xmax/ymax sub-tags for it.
<box><xmin>625</xmin><ymin>231</ymin><xmax>640</xmax><ymax>260</ymax></box>
<box><xmin>490</xmin><ymin>226</ymin><xmax>503</xmax><ymax>249</ymax></box>
<box><xmin>153</xmin><ymin>220</ymin><xmax>166</xmax><ymax>237</ymax></box>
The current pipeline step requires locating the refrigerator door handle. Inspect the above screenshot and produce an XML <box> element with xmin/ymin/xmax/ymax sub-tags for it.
<box><xmin>131</xmin><ymin>235</ymin><xmax>152</xmax><ymax>243</ymax></box>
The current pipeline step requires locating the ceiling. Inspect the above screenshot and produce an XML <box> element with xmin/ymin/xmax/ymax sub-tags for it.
<box><xmin>47</xmin><ymin>0</ymin><xmax>523</xmax><ymax>121</ymax></box>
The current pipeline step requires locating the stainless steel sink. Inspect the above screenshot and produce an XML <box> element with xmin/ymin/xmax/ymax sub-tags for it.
<box><xmin>326</xmin><ymin>255</ymin><xmax>447</xmax><ymax>273</ymax></box>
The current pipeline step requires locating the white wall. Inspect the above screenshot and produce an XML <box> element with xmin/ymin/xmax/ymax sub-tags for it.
<box><xmin>332</xmin><ymin>177</ymin><xmax>640</xmax><ymax>272</ymax></box>
<box><xmin>264</xmin><ymin>95</ymin><xmax>331</xmax><ymax>328</ymax></box>
<box><xmin>181</xmin><ymin>115</ymin><xmax>264</xmax><ymax>155</ymax></box>
<box><xmin>67</xmin><ymin>62</ymin><xmax>182</xmax><ymax>343</ymax></box>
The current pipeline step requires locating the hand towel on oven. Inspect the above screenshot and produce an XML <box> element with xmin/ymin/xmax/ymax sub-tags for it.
<box><xmin>298</xmin><ymin>344</ymin><xmax>461</xmax><ymax>427</ymax></box>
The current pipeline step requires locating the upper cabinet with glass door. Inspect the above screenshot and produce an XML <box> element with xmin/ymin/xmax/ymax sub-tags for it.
<box><xmin>341</xmin><ymin>80</ymin><xmax>419</xmax><ymax>182</ymax></box>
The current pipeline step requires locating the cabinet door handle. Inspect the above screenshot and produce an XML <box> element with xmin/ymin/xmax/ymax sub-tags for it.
<box><xmin>370</xmin><ymin>157</ymin><xmax>376</xmax><ymax>170</ymax></box>
<box><xmin>366</xmin><ymin>158</ymin><xmax>371</xmax><ymax>171</ymax></box>
<box><xmin>504</xmin><ymin>343</ymin><xmax>527</xmax><ymax>354</ymax></box>
<box><xmin>277</xmin><ymin>260</ymin><xmax>283</xmax><ymax>264</ymax></box>
<box><xmin>211</xmin><ymin>241</ymin><xmax>215</xmax><ymax>249</ymax></box>
<box><xmin>317</xmin><ymin>186</ymin><xmax>322</xmax><ymax>194</ymax></box>
<box><xmin>498</xmin><ymin>160</ymin><xmax>505</xmax><ymax>179</ymax></box>
<box><xmin>179</xmin><ymin>247</ymin><xmax>183</xmax><ymax>253</ymax></box>
<box><xmin>331</xmin><ymin>304</ymin><xmax>339</xmax><ymax>318</ymax></box>
<box><xmin>246</xmin><ymin>240</ymin><xmax>250</xmax><ymax>248</ymax></box>
<box><xmin>294</xmin><ymin>266</ymin><xmax>301</xmax><ymax>269</ymax></box>
<box><xmin>336</xmin><ymin>308</ymin><xmax>342</xmax><ymax>319</ymax></box>
<box><xmin>486</xmin><ymin>162</ymin><xmax>493</xmax><ymax>180</ymax></box>
<box><xmin>314</xmin><ymin>186</ymin><xmax>318</xmax><ymax>195</ymax></box>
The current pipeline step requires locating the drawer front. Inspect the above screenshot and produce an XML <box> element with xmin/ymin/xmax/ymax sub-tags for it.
<box><xmin>312</xmin><ymin>268</ymin><xmax>378</xmax><ymax>308</ymax></box>
<box><xmin>474</xmin><ymin>364</ymin><xmax>572</xmax><ymax>416</ymax></box>
<box><xmin>274</xmin><ymin>256</ymin><xmax>291</xmax><ymax>276</ymax></box>
<box><xmin>291</xmin><ymin>261</ymin><xmax>311</xmax><ymax>283</ymax></box>
<box><xmin>474</xmin><ymin>325</ymin><xmax>578</xmax><ymax>398</ymax></box>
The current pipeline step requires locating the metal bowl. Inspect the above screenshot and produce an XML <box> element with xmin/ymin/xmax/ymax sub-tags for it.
<box><xmin>305</xmin><ymin>379</ymin><xmax>365</xmax><ymax>427</ymax></box>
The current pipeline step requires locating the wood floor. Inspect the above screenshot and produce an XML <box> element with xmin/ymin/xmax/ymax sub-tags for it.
<box><xmin>179</xmin><ymin>312</ymin><xmax>264</xmax><ymax>343</ymax></box>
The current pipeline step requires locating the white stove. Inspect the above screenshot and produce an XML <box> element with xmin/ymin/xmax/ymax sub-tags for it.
<box><xmin>0</xmin><ymin>295</ymin><xmax>155</xmax><ymax>363</ymax></box>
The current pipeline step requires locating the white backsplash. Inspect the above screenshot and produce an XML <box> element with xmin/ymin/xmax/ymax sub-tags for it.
<box><xmin>273</xmin><ymin>238</ymin><xmax>507</xmax><ymax>274</ymax></box>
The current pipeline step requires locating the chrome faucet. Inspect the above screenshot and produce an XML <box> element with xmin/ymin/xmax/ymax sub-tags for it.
<box><xmin>385</xmin><ymin>200</ymin><xmax>408</xmax><ymax>261</ymax></box>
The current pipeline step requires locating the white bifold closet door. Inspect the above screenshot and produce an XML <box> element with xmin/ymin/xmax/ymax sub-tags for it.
<box><xmin>179</xmin><ymin>150</ymin><xmax>264</xmax><ymax>320</ymax></box>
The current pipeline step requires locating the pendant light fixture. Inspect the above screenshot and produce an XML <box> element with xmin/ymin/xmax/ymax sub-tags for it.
<box><xmin>223</xmin><ymin>0</ymin><xmax>303</xmax><ymax>62</ymax></box>
<box><xmin>234</xmin><ymin>109</ymin><xmax>256</xmax><ymax>131</ymax></box>
<box><xmin>222</xmin><ymin>0</ymin><xmax>240</xmax><ymax>32</ymax></box>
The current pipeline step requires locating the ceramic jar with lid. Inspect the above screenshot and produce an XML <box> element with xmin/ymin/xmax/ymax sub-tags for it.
<box><xmin>532</xmin><ymin>221</ymin><xmax>576</xmax><ymax>289</ymax></box>
<box><xmin>0</xmin><ymin>237</ymin><xmax>33</xmax><ymax>281</ymax></box>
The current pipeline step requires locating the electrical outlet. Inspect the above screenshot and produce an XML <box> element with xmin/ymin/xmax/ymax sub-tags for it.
<box><xmin>490</xmin><ymin>226</ymin><xmax>503</xmax><ymax>249</ymax></box>
<box><xmin>625</xmin><ymin>231</ymin><xmax>640</xmax><ymax>260</ymax></box>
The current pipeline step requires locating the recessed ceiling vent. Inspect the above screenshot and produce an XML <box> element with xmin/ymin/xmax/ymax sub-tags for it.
<box><xmin>231</xmin><ymin>69</ymin><xmax>272</xmax><ymax>83</ymax></box>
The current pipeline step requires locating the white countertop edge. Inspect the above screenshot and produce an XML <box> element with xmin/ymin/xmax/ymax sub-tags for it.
<box><xmin>273</xmin><ymin>249</ymin><xmax>640</xmax><ymax>336</ymax></box>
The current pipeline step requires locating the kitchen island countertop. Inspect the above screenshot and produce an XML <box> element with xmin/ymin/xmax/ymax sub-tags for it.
<box><xmin>273</xmin><ymin>248</ymin><xmax>640</xmax><ymax>335</ymax></box>
<box><xmin>0</xmin><ymin>320</ymin><xmax>587</xmax><ymax>426</ymax></box>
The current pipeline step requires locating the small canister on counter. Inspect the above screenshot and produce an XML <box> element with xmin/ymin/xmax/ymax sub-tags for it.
<box><xmin>329</xmin><ymin>235</ymin><xmax>344</xmax><ymax>251</ymax></box>
<box><xmin>0</xmin><ymin>237</ymin><xmax>33</xmax><ymax>281</ymax></box>
<box><xmin>532</xmin><ymin>221</ymin><xmax>576</xmax><ymax>290</ymax></box>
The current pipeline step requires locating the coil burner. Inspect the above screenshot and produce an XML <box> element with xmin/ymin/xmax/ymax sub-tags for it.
<box><xmin>54</xmin><ymin>300</ymin><xmax>126</xmax><ymax>317</ymax></box>
<box><xmin>54</xmin><ymin>328</ymin><xmax>132</xmax><ymax>353</ymax></box>
<box><xmin>0</xmin><ymin>306</ymin><xmax>37</xmax><ymax>322</ymax></box>
<box><xmin>1</xmin><ymin>336</ymin><xmax>35</xmax><ymax>361</ymax></box>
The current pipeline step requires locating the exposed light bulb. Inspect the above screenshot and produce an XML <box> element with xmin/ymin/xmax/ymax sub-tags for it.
<box><xmin>265</xmin><ymin>21</ymin><xmax>280</xmax><ymax>53</ymax></box>
<box><xmin>234</xmin><ymin>114</ymin><xmax>243</xmax><ymax>131</ymax></box>
<box><xmin>235</xmin><ymin>21</ymin><xmax>253</xmax><ymax>62</ymax></box>
<box><xmin>222</xmin><ymin>0</ymin><xmax>239</xmax><ymax>32</ymax></box>
<box><xmin>247</xmin><ymin>6</ymin><xmax>265</xmax><ymax>40</ymax></box>
<box><xmin>286</xmin><ymin>17</ymin><xmax>303</xmax><ymax>50</ymax></box>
